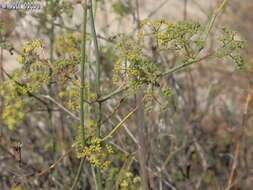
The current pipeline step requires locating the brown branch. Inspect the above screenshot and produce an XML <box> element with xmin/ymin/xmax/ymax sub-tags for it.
<box><xmin>37</xmin><ymin>148</ymin><xmax>73</xmax><ymax>177</ymax></box>
<box><xmin>2</xmin><ymin>68</ymin><xmax>49</xmax><ymax>107</ymax></box>
<box><xmin>226</xmin><ymin>89</ymin><xmax>253</xmax><ymax>190</ymax></box>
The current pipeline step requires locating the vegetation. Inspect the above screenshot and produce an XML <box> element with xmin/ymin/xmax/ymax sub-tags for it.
<box><xmin>0</xmin><ymin>0</ymin><xmax>251</xmax><ymax>189</ymax></box>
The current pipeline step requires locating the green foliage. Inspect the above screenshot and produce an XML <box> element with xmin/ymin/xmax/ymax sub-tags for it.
<box><xmin>105</xmin><ymin>167</ymin><xmax>142</xmax><ymax>190</ymax></box>
<box><xmin>0</xmin><ymin>78</ymin><xmax>25</xmax><ymax>130</ymax></box>
<box><xmin>117</xmin><ymin>170</ymin><xmax>142</xmax><ymax>190</ymax></box>
<box><xmin>0</xmin><ymin>23</ymin><xmax>4</xmax><ymax>35</ymax></box>
<box><xmin>55</xmin><ymin>33</ymin><xmax>81</xmax><ymax>58</ymax></box>
<box><xmin>0</xmin><ymin>0</ymin><xmax>248</xmax><ymax>189</ymax></box>
<box><xmin>10</xmin><ymin>185</ymin><xmax>24</xmax><ymax>190</ymax></box>
<box><xmin>113</xmin><ymin>19</ymin><xmax>245</xmax><ymax>112</ymax></box>
<box><xmin>215</xmin><ymin>27</ymin><xmax>246</xmax><ymax>69</ymax></box>
<box><xmin>59</xmin><ymin>84</ymin><xmax>80</xmax><ymax>111</ymax></box>
<box><xmin>0</xmin><ymin>19</ymin><xmax>245</xmax><ymax>132</ymax></box>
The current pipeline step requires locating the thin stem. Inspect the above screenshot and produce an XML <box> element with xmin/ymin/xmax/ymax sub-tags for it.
<box><xmin>0</xmin><ymin>45</ymin><xmax>3</xmax><ymax>136</ymax></box>
<box><xmin>102</xmin><ymin>105</ymin><xmax>139</xmax><ymax>141</ymax></box>
<box><xmin>147</xmin><ymin>0</ymin><xmax>169</xmax><ymax>18</ymax></box>
<box><xmin>98</xmin><ymin>85</ymin><xmax>127</xmax><ymax>102</ymax></box>
<box><xmin>41</xmin><ymin>95</ymin><xmax>80</xmax><ymax>121</ymax></box>
<box><xmin>37</xmin><ymin>148</ymin><xmax>73</xmax><ymax>177</ymax></box>
<box><xmin>135</xmin><ymin>2</ymin><xmax>151</xmax><ymax>188</ymax></box>
<box><xmin>88</xmin><ymin>0</ymin><xmax>101</xmax><ymax>96</ymax></box>
<box><xmin>0</xmin><ymin>44</ymin><xmax>4</xmax><ymax>81</ymax></box>
<box><xmin>2</xmin><ymin>68</ymin><xmax>49</xmax><ymax>107</ymax></box>
<box><xmin>70</xmin><ymin>158</ymin><xmax>85</xmax><ymax>190</ymax></box>
<box><xmin>89</xmin><ymin>0</ymin><xmax>101</xmax><ymax>132</ymax></box>
<box><xmin>200</xmin><ymin>0</ymin><xmax>229</xmax><ymax>50</ymax></box>
<box><xmin>161</xmin><ymin>1</ymin><xmax>229</xmax><ymax>76</ymax></box>
<box><xmin>161</xmin><ymin>58</ymin><xmax>201</xmax><ymax>77</ymax></box>
<box><xmin>164</xmin><ymin>0</ymin><xmax>229</xmax><ymax>80</ymax></box>
<box><xmin>88</xmin><ymin>0</ymin><xmax>103</xmax><ymax>189</ymax></box>
<box><xmin>70</xmin><ymin>1</ymin><xmax>88</xmax><ymax>190</ymax></box>
<box><xmin>48</xmin><ymin>0</ymin><xmax>56</xmax><ymax>153</ymax></box>
<box><xmin>206</xmin><ymin>0</ymin><xmax>229</xmax><ymax>35</ymax></box>
<box><xmin>226</xmin><ymin>89</ymin><xmax>252</xmax><ymax>190</ymax></box>
<box><xmin>80</xmin><ymin>0</ymin><xmax>88</xmax><ymax>148</ymax></box>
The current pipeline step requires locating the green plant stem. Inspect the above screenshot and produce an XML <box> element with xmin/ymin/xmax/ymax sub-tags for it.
<box><xmin>162</xmin><ymin>0</ymin><xmax>229</xmax><ymax>76</ymax></box>
<box><xmin>89</xmin><ymin>0</ymin><xmax>101</xmax><ymax>130</ymax></box>
<box><xmin>80</xmin><ymin>0</ymin><xmax>88</xmax><ymax>148</ymax></box>
<box><xmin>0</xmin><ymin>45</ymin><xmax>3</xmax><ymax>81</ymax></box>
<box><xmin>70</xmin><ymin>1</ymin><xmax>88</xmax><ymax>190</ymax></box>
<box><xmin>135</xmin><ymin>2</ymin><xmax>151</xmax><ymax>188</ymax></box>
<box><xmin>88</xmin><ymin>0</ymin><xmax>103</xmax><ymax>189</ymax></box>
<box><xmin>204</xmin><ymin>0</ymin><xmax>229</xmax><ymax>39</ymax></box>
<box><xmin>102</xmin><ymin>105</ymin><xmax>139</xmax><ymax>141</ymax></box>
<box><xmin>98</xmin><ymin>85</ymin><xmax>127</xmax><ymax>102</ymax></box>
<box><xmin>70</xmin><ymin>158</ymin><xmax>85</xmax><ymax>190</ymax></box>
<box><xmin>161</xmin><ymin>57</ymin><xmax>203</xmax><ymax>77</ymax></box>
<box><xmin>198</xmin><ymin>0</ymin><xmax>229</xmax><ymax>53</ymax></box>
<box><xmin>48</xmin><ymin>0</ymin><xmax>56</xmax><ymax>154</ymax></box>
<box><xmin>0</xmin><ymin>46</ymin><xmax>3</xmax><ymax>136</ymax></box>
<box><xmin>82</xmin><ymin>0</ymin><xmax>228</xmax><ymax>105</ymax></box>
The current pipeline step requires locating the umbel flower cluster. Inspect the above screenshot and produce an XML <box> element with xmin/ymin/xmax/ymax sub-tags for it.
<box><xmin>0</xmin><ymin>19</ymin><xmax>245</xmax><ymax>131</ymax></box>
<box><xmin>112</xmin><ymin>19</ymin><xmax>245</xmax><ymax>112</ymax></box>
<box><xmin>0</xmin><ymin>79</ymin><xmax>25</xmax><ymax>130</ymax></box>
<box><xmin>74</xmin><ymin>136</ymin><xmax>114</xmax><ymax>170</ymax></box>
<box><xmin>0</xmin><ymin>18</ymin><xmax>245</xmax><ymax>175</ymax></box>
<box><xmin>113</xmin><ymin>19</ymin><xmax>245</xmax><ymax>89</ymax></box>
